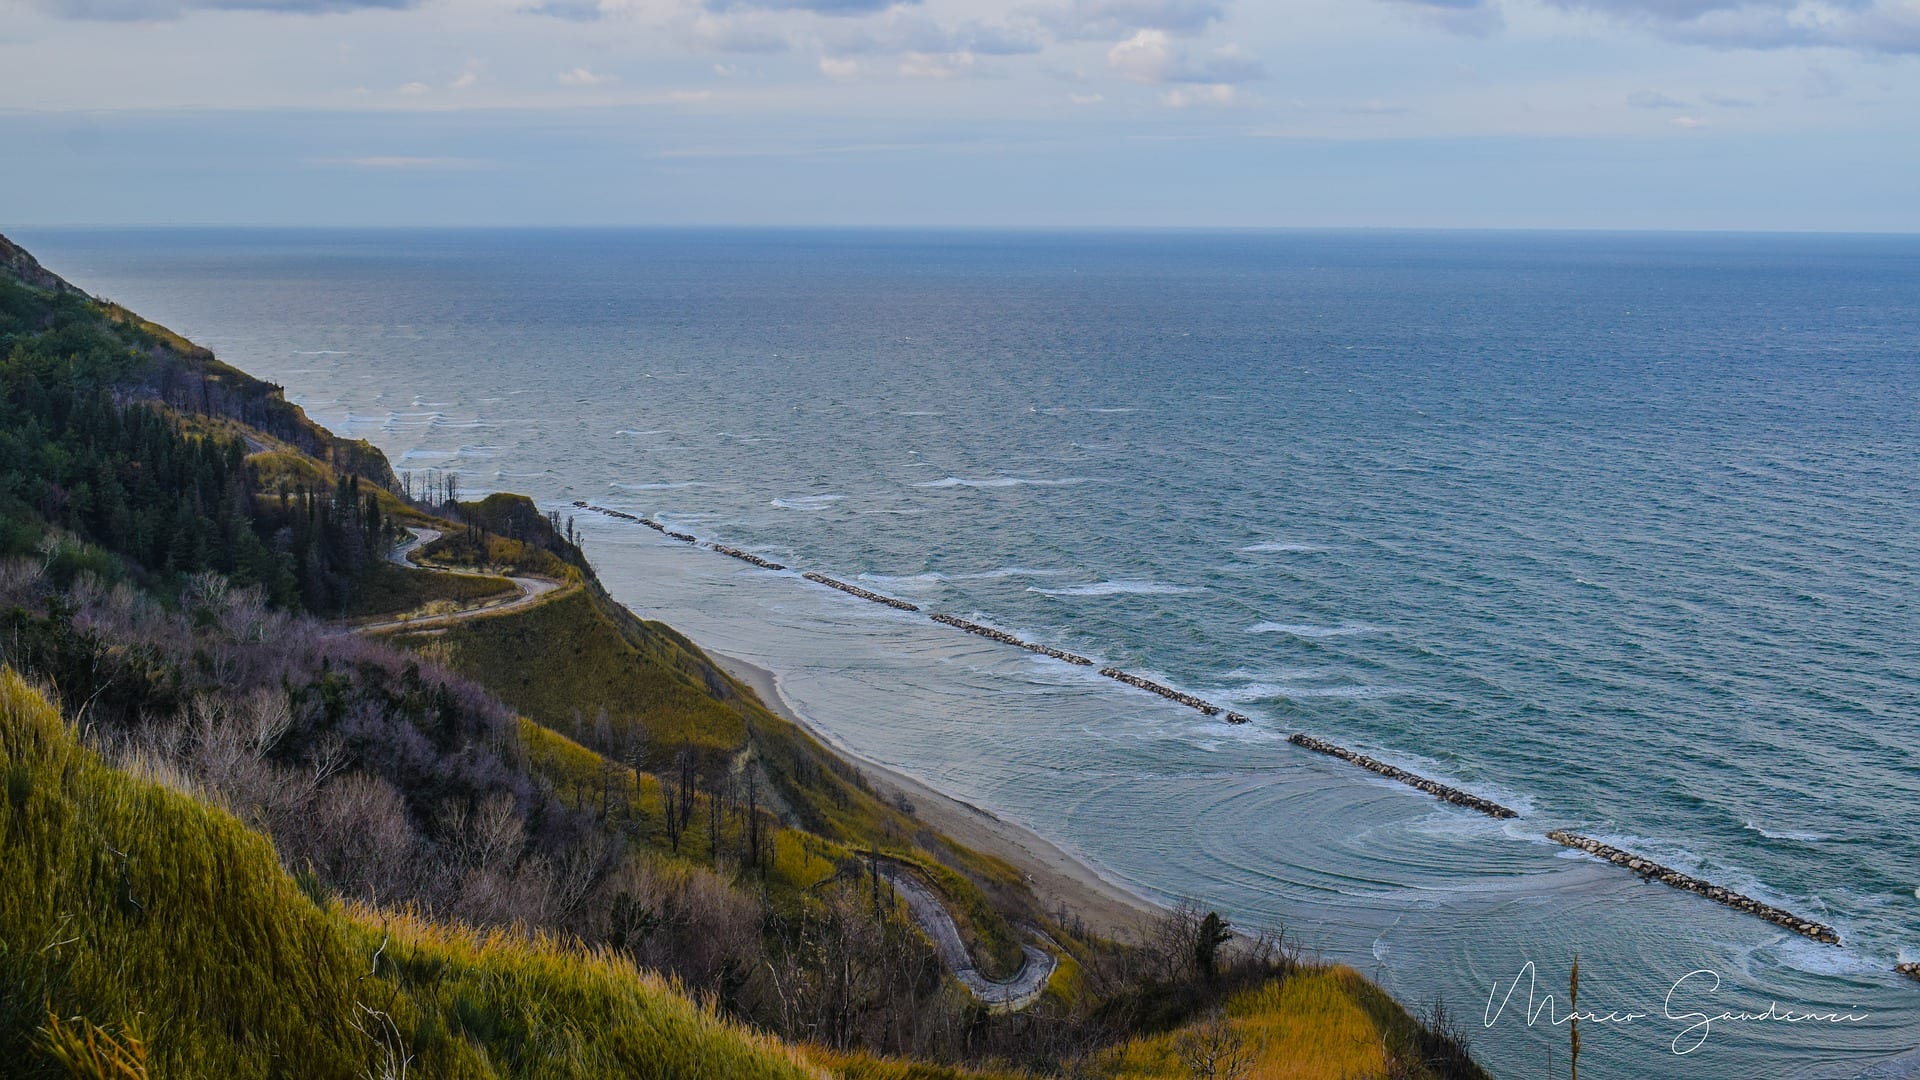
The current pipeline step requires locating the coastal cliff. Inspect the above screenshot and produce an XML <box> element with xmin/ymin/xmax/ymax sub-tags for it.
<box><xmin>0</xmin><ymin>233</ymin><xmax>1487</xmax><ymax>1080</ymax></box>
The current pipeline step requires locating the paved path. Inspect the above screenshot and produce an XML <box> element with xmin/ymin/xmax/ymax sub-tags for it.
<box><xmin>878</xmin><ymin>863</ymin><xmax>1056</xmax><ymax>1011</ymax></box>
<box><xmin>354</xmin><ymin>527</ymin><xmax>565</xmax><ymax>634</ymax></box>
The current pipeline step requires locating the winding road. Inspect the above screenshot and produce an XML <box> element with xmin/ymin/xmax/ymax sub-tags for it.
<box><xmin>355</xmin><ymin>527</ymin><xmax>565</xmax><ymax>634</ymax></box>
<box><xmin>878</xmin><ymin>863</ymin><xmax>1057</xmax><ymax>1011</ymax></box>
<box><xmin>365</xmin><ymin>528</ymin><xmax>1054</xmax><ymax>1007</ymax></box>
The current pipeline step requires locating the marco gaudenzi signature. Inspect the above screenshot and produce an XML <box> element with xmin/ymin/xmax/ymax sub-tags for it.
<box><xmin>1483</xmin><ymin>961</ymin><xmax>1869</xmax><ymax>1054</ymax></box>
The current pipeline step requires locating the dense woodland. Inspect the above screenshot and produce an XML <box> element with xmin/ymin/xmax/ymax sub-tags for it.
<box><xmin>0</xmin><ymin>235</ymin><xmax>1488</xmax><ymax>1080</ymax></box>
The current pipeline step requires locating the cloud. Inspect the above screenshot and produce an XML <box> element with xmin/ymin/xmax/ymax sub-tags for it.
<box><xmin>819</xmin><ymin>56</ymin><xmax>862</xmax><ymax>78</ymax></box>
<box><xmin>1038</xmin><ymin>0</ymin><xmax>1228</xmax><ymax>41</ymax></box>
<box><xmin>396</xmin><ymin>81</ymin><xmax>431</xmax><ymax>95</ymax></box>
<box><xmin>1380</xmin><ymin>0</ymin><xmax>1505</xmax><ymax>35</ymax></box>
<box><xmin>898</xmin><ymin>50</ymin><xmax>982</xmax><ymax>78</ymax></box>
<box><xmin>669</xmin><ymin>88</ymin><xmax>715</xmax><ymax>101</ymax></box>
<box><xmin>815</xmin><ymin>12</ymin><xmax>1043</xmax><ymax>57</ymax></box>
<box><xmin>1535</xmin><ymin>0</ymin><xmax>1920</xmax><ymax>54</ymax></box>
<box><xmin>557</xmin><ymin>66</ymin><xmax>618</xmax><ymax>85</ymax></box>
<box><xmin>520</xmin><ymin>0</ymin><xmax>606</xmax><ymax>19</ymax></box>
<box><xmin>1161</xmin><ymin>82</ymin><xmax>1236</xmax><ymax>106</ymax></box>
<box><xmin>1106</xmin><ymin>29</ymin><xmax>1263</xmax><ymax>83</ymax></box>
<box><xmin>30</xmin><ymin>0</ymin><xmax>414</xmax><ymax>17</ymax></box>
<box><xmin>1069</xmin><ymin>91</ymin><xmax>1105</xmax><ymax>103</ymax></box>
<box><xmin>1670</xmin><ymin>114</ymin><xmax>1707</xmax><ymax>126</ymax></box>
<box><xmin>705</xmin><ymin>0</ymin><xmax>913</xmax><ymax>15</ymax></box>
<box><xmin>677</xmin><ymin>12</ymin><xmax>794</xmax><ymax>51</ymax></box>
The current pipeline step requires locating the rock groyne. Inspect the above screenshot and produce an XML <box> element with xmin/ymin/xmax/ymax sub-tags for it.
<box><xmin>803</xmin><ymin>573</ymin><xmax>921</xmax><ymax>612</ymax></box>
<box><xmin>572</xmin><ymin>500</ymin><xmax>640</xmax><ymax>523</ymax></box>
<box><xmin>1288</xmin><ymin>733</ymin><xmax>1518</xmax><ymax>819</ymax></box>
<box><xmin>1896</xmin><ymin>962</ymin><xmax>1919</xmax><ymax>982</ymax></box>
<box><xmin>573</xmin><ymin>501</ymin><xmax>785</xmax><ymax>567</ymax></box>
<box><xmin>1098</xmin><ymin>668</ymin><xmax>1222</xmax><ymax>717</ymax></box>
<box><xmin>711</xmin><ymin>544</ymin><xmax>786</xmax><ymax>571</ymax></box>
<box><xmin>1547</xmin><ymin>831</ymin><xmax>1840</xmax><ymax>945</ymax></box>
<box><xmin>1224</xmin><ymin>711</ymin><xmax>1251</xmax><ymax>725</ymax></box>
<box><xmin>928</xmin><ymin>614</ymin><xmax>1096</xmax><ymax>666</ymax></box>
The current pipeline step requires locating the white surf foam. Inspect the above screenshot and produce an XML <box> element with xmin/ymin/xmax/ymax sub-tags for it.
<box><xmin>1239</xmin><ymin>542</ymin><xmax>1330</xmax><ymax>554</ymax></box>
<box><xmin>770</xmin><ymin>494</ymin><xmax>846</xmax><ymax>510</ymax></box>
<box><xmin>1247</xmin><ymin>622</ymin><xmax>1374</xmax><ymax>638</ymax></box>
<box><xmin>916</xmin><ymin>476</ymin><xmax>1094</xmax><ymax>489</ymax></box>
<box><xmin>1030</xmin><ymin>581</ymin><xmax>1199</xmax><ymax>597</ymax></box>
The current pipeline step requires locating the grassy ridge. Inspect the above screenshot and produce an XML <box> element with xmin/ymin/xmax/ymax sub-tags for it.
<box><xmin>410</xmin><ymin>585</ymin><xmax>1032</xmax><ymax>979</ymax></box>
<box><xmin>406</xmin><ymin>588</ymin><xmax>750</xmax><ymax>770</ymax></box>
<box><xmin>0</xmin><ymin>669</ymin><xmax>823</xmax><ymax>1080</ymax></box>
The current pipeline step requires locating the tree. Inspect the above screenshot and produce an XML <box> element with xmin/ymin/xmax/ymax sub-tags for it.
<box><xmin>1175</xmin><ymin>1009</ymin><xmax>1253</xmax><ymax>1080</ymax></box>
<box><xmin>1194</xmin><ymin>910</ymin><xmax>1232</xmax><ymax>983</ymax></box>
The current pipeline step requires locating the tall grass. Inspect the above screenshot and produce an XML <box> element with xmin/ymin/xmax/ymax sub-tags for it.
<box><xmin>0</xmin><ymin>668</ymin><xmax>831</xmax><ymax>1080</ymax></box>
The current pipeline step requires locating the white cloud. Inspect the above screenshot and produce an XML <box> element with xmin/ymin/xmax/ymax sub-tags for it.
<box><xmin>1070</xmin><ymin>91</ymin><xmax>1105</xmax><ymax>103</ymax></box>
<box><xmin>669</xmin><ymin>88</ymin><xmax>715</xmax><ymax>101</ymax></box>
<box><xmin>1107</xmin><ymin>29</ymin><xmax>1263</xmax><ymax>83</ymax></box>
<box><xmin>1538</xmin><ymin>0</ymin><xmax>1920</xmax><ymax>54</ymax></box>
<box><xmin>1670</xmin><ymin>114</ymin><xmax>1707</xmax><ymax>126</ymax></box>
<box><xmin>899</xmin><ymin>50</ymin><xmax>981</xmax><ymax>78</ymax></box>
<box><xmin>1162</xmin><ymin>82</ymin><xmax>1236</xmax><ymax>106</ymax></box>
<box><xmin>1039</xmin><ymin>0</ymin><xmax>1228</xmax><ymax>41</ymax></box>
<box><xmin>557</xmin><ymin>66</ymin><xmax>617</xmax><ymax>85</ymax></box>
<box><xmin>1380</xmin><ymin>0</ymin><xmax>1505</xmax><ymax>36</ymax></box>
<box><xmin>819</xmin><ymin>56</ymin><xmax>862</xmax><ymax>79</ymax></box>
<box><xmin>396</xmin><ymin>80</ymin><xmax>430</xmax><ymax>95</ymax></box>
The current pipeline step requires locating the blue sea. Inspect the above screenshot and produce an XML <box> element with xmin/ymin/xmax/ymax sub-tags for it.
<box><xmin>17</xmin><ymin>227</ymin><xmax>1920</xmax><ymax>1078</ymax></box>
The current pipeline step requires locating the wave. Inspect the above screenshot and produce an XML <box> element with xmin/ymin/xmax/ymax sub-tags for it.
<box><xmin>899</xmin><ymin>410</ymin><xmax>946</xmax><ymax>417</ymax></box>
<box><xmin>1239</xmin><ymin>542</ymin><xmax>1329</xmax><ymax>554</ymax></box>
<box><xmin>770</xmin><ymin>494</ymin><xmax>846</xmax><ymax>510</ymax></box>
<box><xmin>857</xmin><ymin>572</ymin><xmax>945</xmax><ymax>587</ymax></box>
<box><xmin>950</xmin><ymin>566</ymin><xmax>1071</xmax><ymax>581</ymax></box>
<box><xmin>1742</xmin><ymin>820</ymin><xmax>1833</xmax><ymax>843</ymax></box>
<box><xmin>1031</xmin><ymin>581</ymin><xmax>1199</xmax><ymax>597</ymax></box>
<box><xmin>614</xmin><ymin>429</ymin><xmax>668</xmax><ymax>437</ymax></box>
<box><xmin>1215</xmin><ymin>682</ymin><xmax>1395</xmax><ymax>703</ymax></box>
<box><xmin>1247</xmin><ymin>622</ymin><xmax>1373</xmax><ymax>638</ymax></box>
<box><xmin>915</xmin><ymin>476</ymin><xmax>1094</xmax><ymax>489</ymax></box>
<box><xmin>613</xmin><ymin>481</ymin><xmax>700</xmax><ymax>491</ymax></box>
<box><xmin>291</xmin><ymin>349</ymin><xmax>349</xmax><ymax>355</ymax></box>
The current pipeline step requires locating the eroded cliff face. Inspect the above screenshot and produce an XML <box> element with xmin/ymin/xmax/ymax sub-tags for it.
<box><xmin>0</xmin><ymin>233</ymin><xmax>85</xmax><ymax>296</ymax></box>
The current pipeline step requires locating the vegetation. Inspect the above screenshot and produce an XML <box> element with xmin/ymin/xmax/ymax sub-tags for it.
<box><xmin>0</xmin><ymin>670</ymin><xmax>821</xmax><ymax>1080</ymax></box>
<box><xmin>0</xmin><ymin>232</ymin><xmax>1488</xmax><ymax>1080</ymax></box>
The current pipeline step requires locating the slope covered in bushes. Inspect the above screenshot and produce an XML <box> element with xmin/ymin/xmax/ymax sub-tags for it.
<box><xmin>0</xmin><ymin>670</ymin><xmax>818</xmax><ymax>1080</ymax></box>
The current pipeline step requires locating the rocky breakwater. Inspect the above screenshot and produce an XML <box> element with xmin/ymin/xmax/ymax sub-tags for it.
<box><xmin>802</xmin><ymin>573</ymin><xmax>921</xmax><ymax>612</ymax></box>
<box><xmin>710</xmin><ymin>544</ymin><xmax>786</xmax><ymax>571</ymax></box>
<box><xmin>1896</xmin><ymin>962</ymin><xmax>1919</xmax><ymax>983</ymax></box>
<box><xmin>928</xmin><ymin>614</ymin><xmax>1095</xmax><ymax>666</ymax></box>
<box><xmin>572</xmin><ymin>500</ymin><xmax>640</xmax><ymax>523</ymax></box>
<box><xmin>1547</xmin><ymin>831</ymin><xmax>1841</xmax><ymax>945</ymax></box>
<box><xmin>1288</xmin><ymin>733</ymin><xmax>1518</xmax><ymax>819</ymax></box>
<box><xmin>1224</xmin><ymin>712</ymin><xmax>1251</xmax><ymax>725</ymax></box>
<box><xmin>1098</xmin><ymin>668</ymin><xmax>1223</xmax><ymax>717</ymax></box>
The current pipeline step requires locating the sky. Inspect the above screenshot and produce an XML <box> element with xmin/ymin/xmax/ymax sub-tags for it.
<box><xmin>1</xmin><ymin>0</ymin><xmax>1916</xmax><ymax>228</ymax></box>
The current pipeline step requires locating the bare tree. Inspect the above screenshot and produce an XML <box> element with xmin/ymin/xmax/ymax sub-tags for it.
<box><xmin>1175</xmin><ymin>1009</ymin><xmax>1253</xmax><ymax>1080</ymax></box>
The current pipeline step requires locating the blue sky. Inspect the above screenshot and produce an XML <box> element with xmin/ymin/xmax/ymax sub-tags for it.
<box><xmin>1</xmin><ymin>0</ymin><xmax>1915</xmax><ymax>228</ymax></box>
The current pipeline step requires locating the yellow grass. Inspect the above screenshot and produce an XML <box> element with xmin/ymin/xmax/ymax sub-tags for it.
<box><xmin>1100</xmin><ymin>969</ymin><xmax>1388</xmax><ymax>1080</ymax></box>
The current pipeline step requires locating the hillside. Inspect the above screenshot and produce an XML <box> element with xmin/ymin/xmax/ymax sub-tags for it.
<box><xmin>0</xmin><ymin>232</ymin><xmax>1489</xmax><ymax>1080</ymax></box>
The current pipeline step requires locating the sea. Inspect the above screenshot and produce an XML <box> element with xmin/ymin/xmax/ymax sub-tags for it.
<box><xmin>15</xmin><ymin>227</ymin><xmax>1919</xmax><ymax>1079</ymax></box>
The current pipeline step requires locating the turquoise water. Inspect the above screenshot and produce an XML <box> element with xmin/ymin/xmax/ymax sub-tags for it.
<box><xmin>17</xmin><ymin>227</ymin><xmax>1920</xmax><ymax>1078</ymax></box>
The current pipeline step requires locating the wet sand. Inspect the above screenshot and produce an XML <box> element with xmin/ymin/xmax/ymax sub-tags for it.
<box><xmin>709</xmin><ymin>648</ymin><xmax>1161</xmax><ymax>939</ymax></box>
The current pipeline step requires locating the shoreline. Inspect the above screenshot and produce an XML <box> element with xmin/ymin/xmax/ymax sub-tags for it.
<box><xmin>706</xmin><ymin>646</ymin><xmax>1163</xmax><ymax>939</ymax></box>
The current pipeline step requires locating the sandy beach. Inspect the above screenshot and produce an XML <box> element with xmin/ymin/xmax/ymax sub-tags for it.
<box><xmin>708</xmin><ymin>647</ymin><xmax>1162</xmax><ymax>939</ymax></box>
